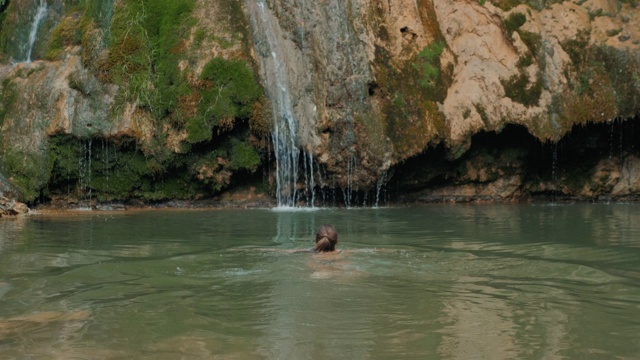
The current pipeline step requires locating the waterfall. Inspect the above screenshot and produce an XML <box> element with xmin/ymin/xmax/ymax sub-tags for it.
<box><xmin>375</xmin><ymin>171</ymin><xmax>388</xmax><ymax>208</ymax></box>
<box><xmin>23</xmin><ymin>0</ymin><xmax>48</xmax><ymax>63</ymax></box>
<box><xmin>246</xmin><ymin>0</ymin><xmax>302</xmax><ymax>208</ymax></box>
<box><xmin>78</xmin><ymin>139</ymin><xmax>90</xmax><ymax>207</ymax></box>
<box><xmin>302</xmin><ymin>152</ymin><xmax>316</xmax><ymax>207</ymax></box>
<box><xmin>551</xmin><ymin>142</ymin><xmax>558</xmax><ymax>203</ymax></box>
<box><xmin>244</xmin><ymin>0</ymin><xmax>376</xmax><ymax>208</ymax></box>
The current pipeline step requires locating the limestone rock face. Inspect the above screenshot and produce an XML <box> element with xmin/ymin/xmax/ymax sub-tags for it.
<box><xmin>0</xmin><ymin>0</ymin><xmax>639</xmax><ymax>204</ymax></box>
<box><xmin>434</xmin><ymin>0</ymin><xmax>640</xmax><ymax>147</ymax></box>
<box><xmin>612</xmin><ymin>155</ymin><xmax>640</xmax><ymax>197</ymax></box>
<box><xmin>1</xmin><ymin>53</ymin><xmax>116</xmax><ymax>141</ymax></box>
<box><xmin>243</xmin><ymin>0</ymin><xmax>640</xmax><ymax>199</ymax></box>
<box><xmin>0</xmin><ymin>53</ymin><xmax>115</xmax><ymax>200</ymax></box>
<box><xmin>0</xmin><ymin>0</ymin><xmax>264</xmax><ymax>203</ymax></box>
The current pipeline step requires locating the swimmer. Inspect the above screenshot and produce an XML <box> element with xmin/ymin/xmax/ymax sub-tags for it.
<box><xmin>272</xmin><ymin>224</ymin><xmax>340</xmax><ymax>254</ymax></box>
<box><xmin>311</xmin><ymin>224</ymin><xmax>339</xmax><ymax>253</ymax></box>
<box><xmin>238</xmin><ymin>224</ymin><xmax>341</xmax><ymax>254</ymax></box>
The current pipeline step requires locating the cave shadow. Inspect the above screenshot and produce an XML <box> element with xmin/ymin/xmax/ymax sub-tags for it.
<box><xmin>388</xmin><ymin>118</ymin><xmax>640</xmax><ymax>202</ymax></box>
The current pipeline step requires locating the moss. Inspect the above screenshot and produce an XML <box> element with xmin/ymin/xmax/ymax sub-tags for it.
<box><xmin>504</xmin><ymin>12</ymin><xmax>526</xmax><ymax>37</ymax></box>
<box><xmin>99</xmin><ymin>0</ymin><xmax>194</xmax><ymax>120</ymax></box>
<box><xmin>1</xmin><ymin>148</ymin><xmax>53</xmax><ymax>202</ymax></box>
<box><xmin>558</xmin><ymin>72</ymin><xmax>617</xmax><ymax>132</ymax></box>
<box><xmin>562</xmin><ymin>30</ymin><xmax>590</xmax><ymax>66</ymax></box>
<box><xmin>45</xmin><ymin>13</ymin><xmax>83</xmax><ymax>60</ymax></box>
<box><xmin>0</xmin><ymin>80</ymin><xmax>54</xmax><ymax>201</ymax></box>
<box><xmin>248</xmin><ymin>95</ymin><xmax>273</xmax><ymax>136</ymax></box>
<box><xmin>413</xmin><ymin>41</ymin><xmax>445</xmax><ymax>91</ymax></box>
<box><xmin>502</xmin><ymin>24</ymin><xmax>544</xmax><ymax>109</ymax></box>
<box><xmin>200</xmin><ymin>58</ymin><xmax>261</xmax><ymax>117</ymax></box>
<box><xmin>185</xmin><ymin>114</ymin><xmax>211</xmax><ymax>144</ymax></box>
<box><xmin>558</xmin><ymin>45</ymin><xmax>640</xmax><ymax>131</ymax></box>
<box><xmin>591</xmin><ymin>46</ymin><xmax>640</xmax><ymax>117</ymax></box>
<box><xmin>193</xmin><ymin>28</ymin><xmax>206</xmax><ymax>48</ymax></box>
<box><xmin>493</xmin><ymin>0</ymin><xmax>523</xmax><ymax>11</ymax></box>
<box><xmin>190</xmin><ymin>150</ymin><xmax>239</xmax><ymax>191</ymax></box>
<box><xmin>49</xmin><ymin>136</ymin><xmax>146</xmax><ymax>200</ymax></box>
<box><xmin>605</xmin><ymin>28</ymin><xmax>622</xmax><ymax>37</ymax></box>
<box><xmin>518</xmin><ymin>30</ymin><xmax>542</xmax><ymax>56</ymax></box>
<box><xmin>186</xmin><ymin>57</ymin><xmax>261</xmax><ymax>143</ymax></box>
<box><xmin>0</xmin><ymin>0</ymin><xmax>8</xmax><ymax>32</ymax></box>
<box><xmin>502</xmin><ymin>72</ymin><xmax>543</xmax><ymax>107</ymax></box>
<box><xmin>229</xmin><ymin>140</ymin><xmax>260</xmax><ymax>172</ymax></box>
<box><xmin>588</xmin><ymin>8</ymin><xmax>604</xmax><ymax>20</ymax></box>
<box><xmin>0</xmin><ymin>77</ymin><xmax>18</xmax><ymax>127</ymax></box>
<box><xmin>494</xmin><ymin>0</ymin><xmax>563</xmax><ymax>11</ymax></box>
<box><xmin>475</xmin><ymin>103</ymin><xmax>489</xmax><ymax>125</ymax></box>
<box><xmin>139</xmin><ymin>176</ymin><xmax>199</xmax><ymax>201</ymax></box>
<box><xmin>516</xmin><ymin>54</ymin><xmax>533</xmax><ymax>68</ymax></box>
<box><xmin>215</xmin><ymin>0</ymin><xmax>252</xmax><ymax>56</ymax></box>
<box><xmin>46</xmin><ymin>135</ymin><xmax>209</xmax><ymax>202</ymax></box>
<box><xmin>83</xmin><ymin>0</ymin><xmax>116</xmax><ymax>33</ymax></box>
<box><xmin>0</xmin><ymin>0</ymin><xmax>25</xmax><ymax>59</ymax></box>
<box><xmin>374</xmin><ymin>34</ymin><xmax>451</xmax><ymax>157</ymax></box>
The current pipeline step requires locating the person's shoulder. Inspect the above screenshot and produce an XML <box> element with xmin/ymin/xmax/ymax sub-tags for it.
<box><xmin>316</xmin><ymin>249</ymin><xmax>343</xmax><ymax>256</ymax></box>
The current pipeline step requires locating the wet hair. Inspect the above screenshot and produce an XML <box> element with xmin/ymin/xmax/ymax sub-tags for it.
<box><xmin>313</xmin><ymin>224</ymin><xmax>338</xmax><ymax>252</ymax></box>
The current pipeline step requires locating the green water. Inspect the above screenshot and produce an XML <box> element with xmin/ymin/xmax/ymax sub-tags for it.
<box><xmin>1</xmin><ymin>204</ymin><xmax>639</xmax><ymax>359</ymax></box>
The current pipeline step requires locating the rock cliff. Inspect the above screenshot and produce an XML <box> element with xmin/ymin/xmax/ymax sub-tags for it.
<box><xmin>0</xmin><ymin>0</ymin><xmax>639</xmax><ymax>206</ymax></box>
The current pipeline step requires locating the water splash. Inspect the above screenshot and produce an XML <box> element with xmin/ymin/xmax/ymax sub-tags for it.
<box><xmin>23</xmin><ymin>0</ymin><xmax>48</xmax><ymax>63</ymax></box>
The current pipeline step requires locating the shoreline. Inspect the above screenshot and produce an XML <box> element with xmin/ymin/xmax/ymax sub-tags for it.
<box><xmin>5</xmin><ymin>195</ymin><xmax>639</xmax><ymax>218</ymax></box>
<box><xmin>4</xmin><ymin>183</ymin><xmax>640</xmax><ymax>218</ymax></box>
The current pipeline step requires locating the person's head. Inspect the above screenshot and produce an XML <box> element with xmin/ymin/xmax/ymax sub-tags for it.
<box><xmin>313</xmin><ymin>224</ymin><xmax>338</xmax><ymax>252</ymax></box>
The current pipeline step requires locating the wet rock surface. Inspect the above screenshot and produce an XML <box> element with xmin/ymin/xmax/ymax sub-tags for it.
<box><xmin>0</xmin><ymin>0</ymin><xmax>639</xmax><ymax>206</ymax></box>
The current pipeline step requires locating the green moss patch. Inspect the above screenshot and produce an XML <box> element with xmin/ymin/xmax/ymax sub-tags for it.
<box><xmin>504</xmin><ymin>12</ymin><xmax>526</xmax><ymax>36</ymax></box>
<box><xmin>45</xmin><ymin>133</ymin><xmax>265</xmax><ymax>203</ymax></box>
<box><xmin>186</xmin><ymin>58</ymin><xmax>261</xmax><ymax>143</ymax></box>
<box><xmin>374</xmin><ymin>37</ymin><xmax>451</xmax><ymax>158</ymax></box>
<box><xmin>0</xmin><ymin>148</ymin><xmax>53</xmax><ymax>202</ymax></box>
<box><xmin>556</xmin><ymin>44</ymin><xmax>640</xmax><ymax>135</ymax></box>
<box><xmin>45</xmin><ymin>12</ymin><xmax>84</xmax><ymax>60</ymax></box>
<box><xmin>96</xmin><ymin>0</ymin><xmax>194</xmax><ymax>119</ymax></box>
<box><xmin>413</xmin><ymin>41</ymin><xmax>445</xmax><ymax>91</ymax></box>
<box><xmin>502</xmin><ymin>72</ymin><xmax>543</xmax><ymax>107</ymax></box>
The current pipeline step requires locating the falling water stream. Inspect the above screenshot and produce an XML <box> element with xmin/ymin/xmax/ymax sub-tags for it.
<box><xmin>244</xmin><ymin>0</ymin><xmax>374</xmax><ymax>208</ymax></box>
<box><xmin>246</xmin><ymin>0</ymin><xmax>302</xmax><ymax>208</ymax></box>
<box><xmin>22</xmin><ymin>0</ymin><xmax>48</xmax><ymax>63</ymax></box>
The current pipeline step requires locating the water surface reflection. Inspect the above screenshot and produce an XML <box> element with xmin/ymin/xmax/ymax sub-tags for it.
<box><xmin>0</xmin><ymin>205</ymin><xmax>639</xmax><ymax>358</ymax></box>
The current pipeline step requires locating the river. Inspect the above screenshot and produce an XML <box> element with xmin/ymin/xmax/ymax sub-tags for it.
<box><xmin>1</xmin><ymin>204</ymin><xmax>639</xmax><ymax>359</ymax></box>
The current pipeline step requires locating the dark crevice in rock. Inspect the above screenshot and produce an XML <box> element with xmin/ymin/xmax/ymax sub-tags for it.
<box><xmin>389</xmin><ymin>119</ymin><xmax>640</xmax><ymax>203</ymax></box>
<box><xmin>367</xmin><ymin>81</ymin><xmax>378</xmax><ymax>96</ymax></box>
